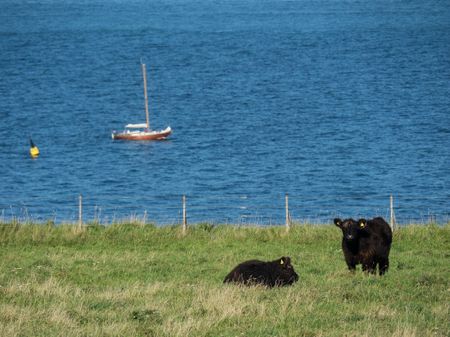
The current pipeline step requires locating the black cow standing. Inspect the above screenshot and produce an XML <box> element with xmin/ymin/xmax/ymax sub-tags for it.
<box><xmin>334</xmin><ymin>217</ymin><xmax>393</xmax><ymax>275</ymax></box>
<box><xmin>223</xmin><ymin>256</ymin><xmax>299</xmax><ymax>287</ymax></box>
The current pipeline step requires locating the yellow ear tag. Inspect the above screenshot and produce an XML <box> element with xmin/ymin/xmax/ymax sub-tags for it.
<box><xmin>280</xmin><ymin>259</ymin><xmax>284</xmax><ymax>265</ymax></box>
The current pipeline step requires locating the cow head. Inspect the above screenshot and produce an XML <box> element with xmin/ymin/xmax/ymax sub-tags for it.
<box><xmin>334</xmin><ymin>218</ymin><xmax>367</xmax><ymax>242</ymax></box>
<box><xmin>275</xmin><ymin>256</ymin><xmax>299</xmax><ymax>285</ymax></box>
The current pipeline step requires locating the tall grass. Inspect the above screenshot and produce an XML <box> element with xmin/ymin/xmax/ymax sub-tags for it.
<box><xmin>0</xmin><ymin>223</ymin><xmax>448</xmax><ymax>336</ymax></box>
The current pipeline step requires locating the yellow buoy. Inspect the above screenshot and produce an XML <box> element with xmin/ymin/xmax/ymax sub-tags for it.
<box><xmin>30</xmin><ymin>138</ymin><xmax>40</xmax><ymax>158</ymax></box>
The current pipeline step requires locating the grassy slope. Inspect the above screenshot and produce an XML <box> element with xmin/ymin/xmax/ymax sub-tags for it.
<box><xmin>0</xmin><ymin>224</ymin><xmax>448</xmax><ymax>337</ymax></box>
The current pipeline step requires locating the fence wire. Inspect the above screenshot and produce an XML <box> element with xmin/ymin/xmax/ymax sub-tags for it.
<box><xmin>0</xmin><ymin>193</ymin><xmax>448</xmax><ymax>226</ymax></box>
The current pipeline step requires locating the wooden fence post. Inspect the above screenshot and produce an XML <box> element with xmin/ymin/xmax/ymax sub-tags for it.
<box><xmin>143</xmin><ymin>210</ymin><xmax>147</xmax><ymax>228</ymax></box>
<box><xmin>285</xmin><ymin>194</ymin><xmax>290</xmax><ymax>231</ymax></box>
<box><xmin>390</xmin><ymin>194</ymin><xmax>395</xmax><ymax>231</ymax></box>
<box><xmin>78</xmin><ymin>194</ymin><xmax>83</xmax><ymax>229</ymax></box>
<box><xmin>182</xmin><ymin>195</ymin><xmax>187</xmax><ymax>234</ymax></box>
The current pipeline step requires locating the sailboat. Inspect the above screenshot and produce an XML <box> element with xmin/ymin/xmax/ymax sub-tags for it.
<box><xmin>112</xmin><ymin>63</ymin><xmax>172</xmax><ymax>141</ymax></box>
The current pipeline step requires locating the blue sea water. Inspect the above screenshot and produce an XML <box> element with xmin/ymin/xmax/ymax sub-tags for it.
<box><xmin>0</xmin><ymin>0</ymin><xmax>449</xmax><ymax>225</ymax></box>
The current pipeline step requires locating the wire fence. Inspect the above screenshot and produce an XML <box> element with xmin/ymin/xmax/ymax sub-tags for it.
<box><xmin>0</xmin><ymin>193</ymin><xmax>448</xmax><ymax>227</ymax></box>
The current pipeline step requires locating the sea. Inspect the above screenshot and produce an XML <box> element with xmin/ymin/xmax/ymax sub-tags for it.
<box><xmin>1</xmin><ymin>0</ymin><xmax>449</xmax><ymax>225</ymax></box>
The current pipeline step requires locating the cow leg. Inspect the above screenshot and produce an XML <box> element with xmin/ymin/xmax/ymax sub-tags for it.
<box><xmin>346</xmin><ymin>260</ymin><xmax>357</xmax><ymax>273</ymax></box>
<box><xmin>362</xmin><ymin>261</ymin><xmax>376</xmax><ymax>275</ymax></box>
<box><xmin>379</xmin><ymin>257</ymin><xmax>389</xmax><ymax>276</ymax></box>
<box><xmin>361</xmin><ymin>264</ymin><xmax>369</xmax><ymax>273</ymax></box>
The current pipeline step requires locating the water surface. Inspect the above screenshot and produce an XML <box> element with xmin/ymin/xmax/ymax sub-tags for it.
<box><xmin>1</xmin><ymin>0</ymin><xmax>449</xmax><ymax>224</ymax></box>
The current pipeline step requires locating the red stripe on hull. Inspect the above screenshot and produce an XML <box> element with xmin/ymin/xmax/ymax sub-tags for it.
<box><xmin>112</xmin><ymin>129</ymin><xmax>171</xmax><ymax>141</ymax></box>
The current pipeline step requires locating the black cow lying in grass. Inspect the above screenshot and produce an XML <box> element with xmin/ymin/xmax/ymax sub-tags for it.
<box><xmin>223</xmin><ymin>256</ymin><xmax>299</xmax><ymax>287</ymax></box>
<box><xmin>334</xmin><ymin>217</ymin><xmax>393</xmax><ymax>275</ymax></box>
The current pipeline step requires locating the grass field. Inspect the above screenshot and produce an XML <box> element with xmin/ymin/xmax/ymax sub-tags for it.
<box><xmin>0</xmin><ymin>223</ymin><xmax>448</xmax><ymax>337</ymax></box>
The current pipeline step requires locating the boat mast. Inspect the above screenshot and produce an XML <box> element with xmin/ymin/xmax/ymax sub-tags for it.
<box><xmin>142</xmin><ymin>63</ymin><xmax>150</xmax><ymax>130</ymax></box>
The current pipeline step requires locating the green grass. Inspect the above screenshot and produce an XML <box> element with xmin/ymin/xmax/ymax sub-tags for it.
<box><xmin>0</xmin><ymin>223</ymin><xmax>448</xmax><ymax>337</ymax></box>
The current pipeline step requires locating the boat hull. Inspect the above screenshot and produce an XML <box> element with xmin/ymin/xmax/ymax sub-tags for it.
<box><xmin>112</xmin><ymin>127</ymin><xmax>171</xmax><ymax>141</ymax></box>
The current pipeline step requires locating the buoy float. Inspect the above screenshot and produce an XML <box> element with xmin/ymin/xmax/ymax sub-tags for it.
<box><xmin>29</xmin><ymin>138</ymin><xmax>40</xmax><ymax>158</ymax></box>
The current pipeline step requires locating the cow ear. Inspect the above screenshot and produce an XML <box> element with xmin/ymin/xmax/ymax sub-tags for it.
<box><xmin>280</xmin><ymin>257</ymin><xmax>291</xmax><ymax>266</ymax></box>
<box><xmin>358</xmin><ymin>219</ymin><xmax>367</xmax><ymax>228</ymax></box>
<box><xmin>334</xmin><ymin>218</ymin><xmax>342</xmax><ymax>227</ymax></box>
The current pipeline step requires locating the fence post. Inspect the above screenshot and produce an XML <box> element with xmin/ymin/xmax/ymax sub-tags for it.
<box><xmin>390</xmin><ymin>194</ymin><xmax>395</xmax><ymax>231</ymax></box>
<box><xmin>143</xmin><ymin>210</ymin><xmax>147</xmax><ymax>228</ymax></box>
<box><xmin>285</xmin><ymin>194</ymin><xmax>290</xmax><ymax>231</ymax></box>
<box><xmin>78</xmin><ymin>194</ymin><xmax>83</xmax><ymax>229</ymax></box>
<box><xmin>182</xmin><ymin>195</ymin><xmax>187</xmax><ymax>234</ymax></box>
